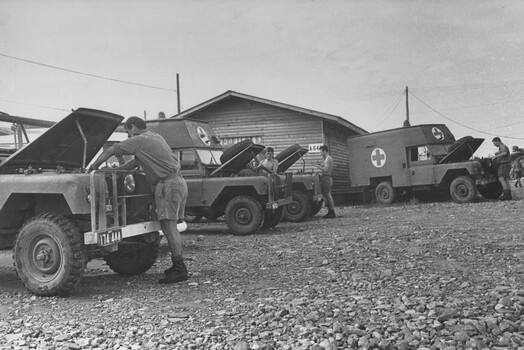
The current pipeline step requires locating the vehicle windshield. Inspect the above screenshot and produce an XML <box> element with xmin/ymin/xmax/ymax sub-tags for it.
<box><xmin>196</xmin><ymin>149</ymin><xmax>223</xmax><ymax>165</ymax></box>
<box><xmin>428</xmin><ymin>144</ymin><xmax>451</xmax><ymax>157</ymax></box>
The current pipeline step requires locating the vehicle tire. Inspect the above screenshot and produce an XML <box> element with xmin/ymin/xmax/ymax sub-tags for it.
<box><xmin>275</xmin><ymin>144</ymin><xmax>303</xmax><ymax>173</ymax></box>
<box><xmin>449</xmin><ymin>176</ymin><xmax>477</xmax><ymax>203</ymax></box>
<box><xmin>13</xmin><ymin>213</ymin><xmax>86</xmax><ymax>296</ymax></box>
<box><xmin>104</xmin><ymin>235</ymin><xmax>160</xmax><ymax>276</ymax></box>
<box><xmin>262</xmin><ymin>207</ymin><xmax>284</xmax><ymax>228</ymax></box>
<box><xmin>283</xmin><ymin>191</ymin><xmax>311</xmax><ymax>222</ymax></box>
<box><xmin>225</xmin><ymin>195</ymin><xmax>264</xmax><ymax>235</ymax></box>
<box><xmin>202</xmin><ymin>207</ymin><xmax>224</xmax><ymax>221</ymax></box>
<box><xmin>310</xmin><ymin>201</ymin><xmax>323</xmax><ymax>217</ymax></box>
<box><xmin>448</xmin><ymin>136</ymin><xmax>473</xmax><ymax>153</ymax></box>
<box><xmin>375</xmin><ymin>181</ymin><xmax>396</xmax><ymax>205</ymax></box>
<box><xmin>184</xmin><ymin>209</ymin><xmax>203</xmax><ymax>223</ymax></box>
<box><xmin>478</xmin><ymin>181</ymin><xmax>503</xmax><ymax>200</ymax></box>
<box><xmin>276</xmin><ymin>144</ymin><xmax>302</xmax><ymax>162</ymax></box>
<box><xmin>220</xmin><ymin>139</ymin><xmax>254</xmax><ymax>172</ymax></box>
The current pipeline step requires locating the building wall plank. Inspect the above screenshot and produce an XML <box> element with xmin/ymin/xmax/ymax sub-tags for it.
<box><xmin>191</xmin><ymin>98</ymin><xmax>324</xmax><ymax>174</ymax></box>
<box><xmin>184</xmin><ymin>96</ymin><xmax>362</xmax><ymax>196</ymax></box>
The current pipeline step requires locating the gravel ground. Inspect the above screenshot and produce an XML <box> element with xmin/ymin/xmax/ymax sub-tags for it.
<box><xmin>2</xmin><ymin>187</ymin><xmax>524</xmax><ymax>350</ymax></box>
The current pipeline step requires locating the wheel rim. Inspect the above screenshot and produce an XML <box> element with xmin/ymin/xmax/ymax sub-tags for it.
<box><xmin>456</xmin><ymin>183</ymin><xmax>470</xmax><ymax>198</ymax></box>
<box><xmin>379</xmin><ymin>188</ymin><xmax>390</xmax><ymax>200</ymax></box>
<box><xmin>287</xmin><ymin>200</ymin><xmax>301</xmax><ymax>215</ymax></box>
<box><xmin>235</xmin><ymin>207</ymin><xmax>253</xmax><ymax>225</ymax></box>
<box><xmin>26</xmin><ymin>234</ymin><xmax>62</xmax><ymax>281</ymax></box>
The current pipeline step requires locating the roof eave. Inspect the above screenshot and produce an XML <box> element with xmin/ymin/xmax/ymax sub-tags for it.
<box><xmin>173</xmin><ymin>90</ymin><xmax>368</xmax><ymax>135</ymax></box>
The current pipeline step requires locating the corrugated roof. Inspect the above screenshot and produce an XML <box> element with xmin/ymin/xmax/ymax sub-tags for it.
<box><xmin>172</xmin><ymin>90</ymin><xmax>368</xmax><ymax>135</ymax></box>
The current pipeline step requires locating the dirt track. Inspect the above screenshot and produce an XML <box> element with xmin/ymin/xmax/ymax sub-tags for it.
<box><xmin>1</xmin><ymin>186</ymin><xmax>524</xmax><ymax>349</ymax></box>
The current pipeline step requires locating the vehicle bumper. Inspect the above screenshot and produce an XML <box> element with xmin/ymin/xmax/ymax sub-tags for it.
<box><xmin>84</xmin><ymin>221</ymin><xmax>161</xmax><ymax>246</ymax></box>
<box><xmin>475</xmin><ymin>176</ymin><xmax>498</xmax><ymax>186</ymax></box>
<box><xmin>266</xmin><ymin>196</ymin><xmax>292</xmax><ymax>210</ymax></box>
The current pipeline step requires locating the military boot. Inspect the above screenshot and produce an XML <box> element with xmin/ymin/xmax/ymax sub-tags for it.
<box><xmin>323</xmin><ymin>210</ymin><xmax>336</xmax><ymax>219</ymax></box>
<box><xmin>499</xmin><ymin>189</ymin><xmax>512</xmax><ymax>201</ymax></box>
<box><xmin>159</xmin><ymin>259</ymin><xmax>188</xmax><ymax>284</ymax></box>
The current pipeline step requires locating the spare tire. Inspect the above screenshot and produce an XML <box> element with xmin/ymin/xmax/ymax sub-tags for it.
<box><xmin>276</xmin><ymin>144</ymin><xmax>302</xmax><ymax>162</ymax></box>
<box><xmin>276</xmin><ymin>144</ymin><xmax>307</xmax><ymax>173</ymax></box>
<box><xmin>220</xmin><ymin>139</ymin><xmax>255</xmax><ymax>172</ymax></box>
<box><xmin>448</xmin><ymin>136</ymin><xmax>473</xmax><ymax>154</ymax></box>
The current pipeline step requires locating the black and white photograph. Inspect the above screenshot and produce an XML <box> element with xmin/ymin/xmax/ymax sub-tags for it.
<box><xmin>2</xmin><ymin>1</ymin><xmax>524</xmax><ymax>349</ymax></box>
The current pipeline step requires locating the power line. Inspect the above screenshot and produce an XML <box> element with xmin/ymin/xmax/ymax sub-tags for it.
<box><xmin>408</xmin><ymin>91</ymin><xmax>524</xmax><ymax>140</ymax></box>
<box><xmin>410</xmin><ymin>89</ymin><xmax>524</xmax><ymax>111</ymax></box>
<box><xmin>487</xmin><ymin>119</ymin><xmax>524</xmax><ymax>132</ymax></box>
<box><xmin>372</xmin><ymin>90</ymin><xmax>404</xmax><ymax>128</ymax></box>
<box><xmin>347</xmin><ymin>89</ymin><xmax>403</xmax><ymax>101</ymax></box>
<box><xmin>0</xmin><ymin>99</ymin><xmax>69</xmax><ymax>112</ymax></box>
<box><xmin>0</xmin><ymin>52</ymin><xmax>176</xmax><ymax>92</ymax></box>
<box><xmin>413</xmin><ymin>79</ymin><xmax>524</xmax><ymax>93</ymax></box>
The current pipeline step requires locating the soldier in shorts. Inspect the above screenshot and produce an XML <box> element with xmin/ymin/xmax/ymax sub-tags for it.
<box><xmin>91</xmin><ymin>116</ymin><xmax>189</xmax><ymax>284</ymax></box>
<box><xmin>314</xmin><ymin>145</ymin><xmax>336</xmax><ymax>218</ymax></box>
<box><xmin>492</xmin><ymin>137</ymin><xmax>512</xmax><ymax>200</ymax></box>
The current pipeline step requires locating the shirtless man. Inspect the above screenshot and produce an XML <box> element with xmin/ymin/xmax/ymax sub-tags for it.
<box><xmin>315</xmin><ymin>145</ymin><xmax>336</xmax><ymax>218</ymax></box>
<box><xmin>252</xmin><ymin>147</ymin><xmax>279</xmax><ymax>174</ymax></box>
<box><xmin>492</xmin><ymin>137</ymin><xmax>512</xmax><ymax>200</ymax></box>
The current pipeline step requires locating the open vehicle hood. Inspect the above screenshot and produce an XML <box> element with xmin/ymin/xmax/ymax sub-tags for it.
<box><xmin>277</xmin><ymin>147</ymin><xmax>308</xmax><ymax>173</ymax></box>
<box><xmin>0</xmin><ymin>108</ymin><xmax>124</xmax><ymax>171</ymax></box>
<box><xmin>439</xmin><ymin>138</ymin><xmax>484</xmax><ymax>164</ymax></box>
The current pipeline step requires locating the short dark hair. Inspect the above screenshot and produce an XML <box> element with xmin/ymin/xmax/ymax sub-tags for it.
<box><xmin>124</xmin><ymin>116</ymin><xmax>147</xmax><ymax>130</ymax></box>
<box><xmin>492</xmin><ymin>137</ymin><xmax>501</xmax><ymax>143</ymax></box>
<box><xmin>266</xmin><ymin>147</ymin><xmax>274</xmax><ymax>153</ymax></box>
<box><xmin>320</xmin><ymin>145</ymin><xmax>329</xmax><ymax>152</ymax></box>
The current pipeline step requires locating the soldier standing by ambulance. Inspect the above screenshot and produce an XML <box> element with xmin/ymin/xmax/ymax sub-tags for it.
<box><xmin>492</xmin><ymin>137</ymin><xmax>512</xmax><ymax>200</ymax></box>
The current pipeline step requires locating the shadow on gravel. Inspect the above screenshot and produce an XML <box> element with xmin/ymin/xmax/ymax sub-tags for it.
<box><xmin>0</xmin><ymin>268</ymin><xmax>21</xmax><ymax>291</ymax></box>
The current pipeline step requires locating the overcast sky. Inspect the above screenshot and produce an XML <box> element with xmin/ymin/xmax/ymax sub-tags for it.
<box><xmin>2</xmin><ymin>0</ymin><xmax>524</xmax><ymax>156</ymax></box>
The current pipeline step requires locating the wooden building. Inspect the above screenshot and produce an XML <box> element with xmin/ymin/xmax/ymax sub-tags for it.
<box><xmin>174</xmin><ymin>91</ymin><xmax>367</xmax><ymax>196</ymax></box>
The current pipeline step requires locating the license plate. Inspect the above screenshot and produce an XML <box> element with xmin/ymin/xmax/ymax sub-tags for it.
<box><xmin>106</xmin><ymin>199</ymin><xmax>113</xmax><ymax>213</ymax></box>
<box><xmin>98</xmin><ymin>229</ymin><xmax>122</xmax><ymax>246</ymax></box>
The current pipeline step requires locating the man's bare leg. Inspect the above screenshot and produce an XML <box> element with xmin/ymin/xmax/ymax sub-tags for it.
<box><xmin>161</xmin><ymin>220</ymin><xmax>183</xmax><ymax>259</ymax></box>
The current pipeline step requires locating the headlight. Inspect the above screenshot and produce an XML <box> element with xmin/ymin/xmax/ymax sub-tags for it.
<box><xmin>124</xmin><ymin>174</ymin><xmax>136</xmax><ymax>193</ymax></box>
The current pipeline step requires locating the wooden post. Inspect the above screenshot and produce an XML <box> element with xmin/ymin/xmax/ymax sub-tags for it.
<box><xmin>403</xmin><ymin>86</ymin><xmax>411</xmax><ymax>127</ymax></box>
<box><xmin>177</xmin><ymin>74</ymin><xmax>181</xmax><ymax>114</ymax></box>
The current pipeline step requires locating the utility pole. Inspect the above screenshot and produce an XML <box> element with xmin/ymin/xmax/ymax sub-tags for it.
<box><xmin>176</xmin><ymin>74</ymin><xmax>181</xmax><ymax>114</ymax></box>
<box><xmin>403</xmin><ymin>86</ymin><xmax>411</xmax><ymax>127</ymax></box>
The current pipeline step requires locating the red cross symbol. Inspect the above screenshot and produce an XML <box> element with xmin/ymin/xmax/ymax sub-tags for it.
<box><xmin>371</xmin><ymin>148</ymin><xmax>386</xmax><ymax>168</ymax></box>
<box><xmin>432</xmin><ymin>127</ymin><xmax>445</xmax><ymax>140</ymax></box>
<box><xmin>197</xmin><ymin>126</ymin><xmax>211</xmax><ymax>146</ymax></box>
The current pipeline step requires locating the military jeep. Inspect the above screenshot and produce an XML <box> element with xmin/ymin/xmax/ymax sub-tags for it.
<box><xmin>139</xmin><ymin>118</ymin><xmax>292</xmax><ymax>235</ymax></box>
<box><xmin>0</xmin><ymin>109</ymin><xmax>161</xmax><ymax>296</ymax></box>
<box><xmin>273</xmin><ymin>144</ymin><xmax>323</xmax><ymax>222</ymax></box>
